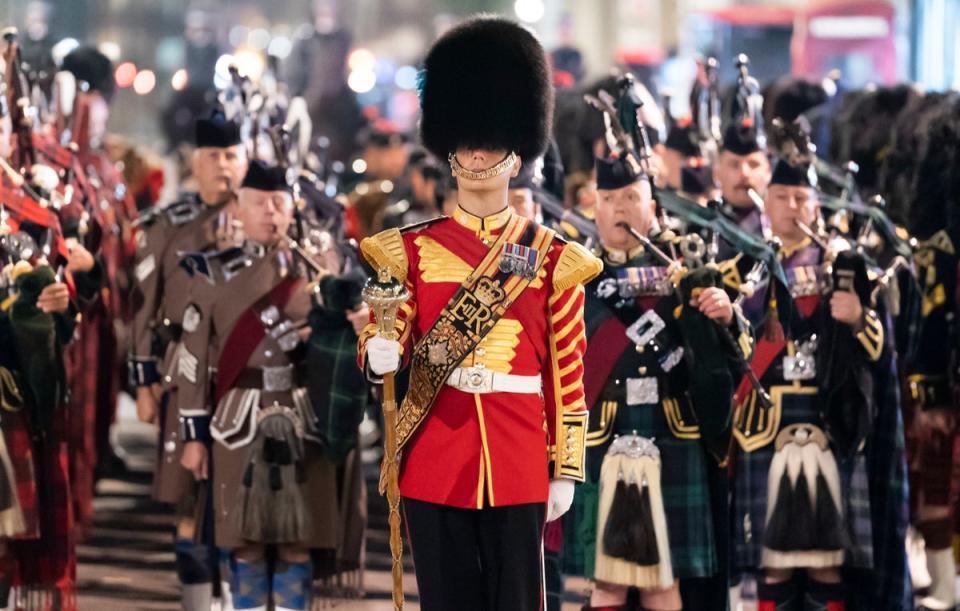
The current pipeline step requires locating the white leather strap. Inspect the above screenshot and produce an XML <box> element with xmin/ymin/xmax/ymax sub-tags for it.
<box><xmin>446</xmin><ymin>367</ymin><xmax>542</xmax><ymax>394</ymax></box>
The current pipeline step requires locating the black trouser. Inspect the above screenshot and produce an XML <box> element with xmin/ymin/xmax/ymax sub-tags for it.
<box><xmin>403</xmin><ymin>497</ymin><xmax>546</xmax><ymax>611</ymax></box>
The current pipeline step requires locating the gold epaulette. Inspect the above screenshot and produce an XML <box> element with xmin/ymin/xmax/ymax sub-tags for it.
<box><xmin>553</xmin><ymin>241</ymin><xmax>602</xmax><ymax>291</ymax></box>
<box><xmin>360</xmin><ymin>228</ymin><xmax>409</xmax><ymax>283</ymax></box>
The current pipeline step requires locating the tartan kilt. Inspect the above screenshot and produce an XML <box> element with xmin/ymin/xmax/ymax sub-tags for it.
<box><xmin>2</xmin><ymin>409</ymin><xmax>40</xmax><ymax>539</ymax></box>
<box><xmin>564</xmin><ymin>434</ymin><xmax>717</xmax><ymax>580</ymax></box>
<box><xmin>656</xmin><ymin>435</ymin><xmax>717</xmax><ymax>579</ymax></box>
<box><xmin>732</xmin><ymin>394</ymin><xmax>873</xmax><ymax>571</ymax></box>
<box><xmin>63</xmin><ymin>317</ymin><xmax>100</xmax><ymax>534</ymax></box>
<box><xmin>8</xmin><ymin>415</ymin><xmax>76</xmax><ymax>601</ymax></box>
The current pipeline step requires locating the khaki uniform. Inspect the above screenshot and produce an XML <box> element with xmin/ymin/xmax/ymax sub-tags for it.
<box><xmin>129</xmin><ymin>194</ymin><xmax>233</xmax><ymax>503</ymax></box>
<box><xmin>176</xmin><ymin>242</ymin><xmax>338</xmax><ymax>550</ymax></box>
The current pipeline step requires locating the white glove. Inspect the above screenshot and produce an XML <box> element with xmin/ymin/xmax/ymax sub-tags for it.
<box><xmin>546</xmin><ymin>478</ymin><xmax>575</xmax><ymax>522</ymax></box>
<box><xmin>366</xmin><ymin>336</ymin><xmax>401</xmax><ymax>375</ymax></box>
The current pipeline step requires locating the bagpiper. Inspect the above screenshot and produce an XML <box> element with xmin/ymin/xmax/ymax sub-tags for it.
<box><xmin>358</xmin><ymin>16</ymin><xmax>600</xmax><ymax>610</ymax></box>
<box><xmin>564</xmin><ymin>77</ymin><xmax>752</xmax><ymax>611</ymax></box>
<box><xmin>716</xmin><ymin>56</ymin><xmax>771</xmax><ymax>240</ymax></box>
<box><xmin>901</xmin><ymin>93</ymin><xmax>960</xmax><ymax>611</ymax></box>
<box><xmin>0</xmin><ymin>33</ymin><xmax>102</xmax><ymax>610</ymax></box>
<box><xmin>128</xmin><ymin>110</ymin><xmax>247</xmax><ymax>610</ymax></box>
<box><xmin>730</xmin><ymin>133</ymin><xmax>885</xmax><ymax>611</ymax></box>
<box><xmin>177</xmin><ymin>160</ymin><xmax>339</xmax><ymax>611</ymax></box>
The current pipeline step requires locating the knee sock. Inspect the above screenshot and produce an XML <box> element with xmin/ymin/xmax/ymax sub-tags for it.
<box><xmin>757</xmin><ymin>578</ymin><xmax>801</xmax><ymax>611</ymax></box>
<box><xmin>271</xmin><ymin>560</ymin><xmax>312</xmax><ymax>611</ymax></box>
<box><xmin>174</xmin><ymin>538</ymin><xmax>213</xmax><ymax>611</ymax></box>
<box><xmin>919</xmin><ymin>518</ymin><xmax>957</xmax><ymax>610</ymax></box>
<box><xmin>218</xmin><ymin>549</ymin><xmax>234</xmax><ymax>611</ymax></box>
<box><xmin>802</xmin><ymin>579</ymin><xmax>844</xmax><ymax>611</ymax></box>
<box><xmin>230</xmin><ymin>558</ymin><xmax>268</xmax><ymax>611</ymax></box>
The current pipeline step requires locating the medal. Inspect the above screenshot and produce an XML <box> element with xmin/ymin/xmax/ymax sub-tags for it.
<box><xmin>499</xmin><ymin>242</ymin><xmax>539</xmax><ymax>279</ymax></box>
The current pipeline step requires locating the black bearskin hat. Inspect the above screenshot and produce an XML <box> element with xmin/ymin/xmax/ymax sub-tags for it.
<box><xmin>419</xmin><ymin>16</ymin><xmax>553</xmax><ymax>163</ymax></box>
<box><xmin>911</xmin><ymin>95</ymin><xmax>960</xmax><ymax>238</ymax></box>
<box><xmin>763</xmin><ymin>77</ymin><xmax>827</xmax><ymax>127</ymax></box>
<box><xmin>829</xmin><ymin>84</ymin><xmax>919</xmax><ymax>195</ymax></box>
<box><xmin>881</xmin><ymin>91</ymin><xmax>953</xmax><ymax>225</ymax></box>
<box><xmin>61</xmin><ymin>46</ymin><xmax>115</xmax><ymax>102</ymax></box>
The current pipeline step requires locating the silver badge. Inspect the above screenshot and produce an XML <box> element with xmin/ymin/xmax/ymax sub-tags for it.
<box><xmin>429</xmin><ymin>343</ymin><xmax>449</xmax><ymax>365</ymax></box>
<box><xmin>607</xmin><ymin>433</ymin><xmax>660</xmax><ymax>459</ymax></box>
<box><xmin>277</xmin><ymin>331</ymin><xmax>300</xmax><ymax>352</ymax></box>
<box><xmin>783</xmin><ymin>355</ymin><xmax>816</xmax><ymax>381</ymax></box>
<box><xmin>135</xmin><ymin>253</ymin><xmax>156</xmax><ymax>282</ymax></box>
<box><xmin>260</xmin><ymin>305</ymin><xmax>281</xmax><ymax>326</ymax></box>
<box><xmin>626</xmin><ymin>310</ymin><xmax>666</xmax><ymax>347</ymax></box>
<box><xmin>181</xmin><ymin>304</ymin><xmax>201</xmax><ymax>333</ymax></box>
<box><xmin>783</xmin><ymin>335</ymin><xmax>817</xmax><ymax>381</ymax></box>
<box><xmin>596</xmin><ymin>278</ymin><xmax>618</xmax><ymax>299</ymax></box>
<box><xmin>659</xmin><ymin>347</ymin><xmax>684</xmax><ymax>373</ymax></box>
<box><xmin>626</xmin><ymin>377</ymin><xmax>659</xmax><ymax>406</ymax></box>
<box><xmin>262</xmin><ymin>365</ymin><xmax>294</xmax><ymax>392</ymax></box>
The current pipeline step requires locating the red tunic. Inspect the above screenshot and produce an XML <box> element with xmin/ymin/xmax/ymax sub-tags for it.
<box><xmin>360</xmin><ymin>208</ymin><xmax>596</xmax><ymax>509</ymax></box>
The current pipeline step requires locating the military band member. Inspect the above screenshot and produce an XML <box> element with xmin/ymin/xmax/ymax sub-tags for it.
<box><xmin>0</xmin><ymin>211</ymin><xmax>101</xmax><ymax>608</ymax></box>
<box><xmin>716</xmin><ymin>116</ymin><xmax>771</xmax><ymax>239</ymax></box>
<box><xmin>128</xmin><ymin>110</ymin><xmax>247</xmax><ymax>609</ymax></box>
<box><xmin>565</xmin><ymin>97</ymin><xmax>751</xmax><ymax>610</ymax></box>
<box><xmin>658</xmin><ymin>115</ymin><xmax>718</xmax><ymax>205</ymax></box>
<box><xmin>358</xmin><ymin>17</ymin><xmax>600</xmax><ymax>610</ymax></box>
<box><xmin>903</xmin><ymin>97</ymin><xmax>960</xmax><ymax>611</ymax></box>
<box><xmin>731</xmin><ymin>153</ymin><xmax>885</xmax><ymax>610</ymax></box>
<box><xmin>178</xmin><ymin>161</ymin><xmax>338</xmax><ymax>611</ymax></box>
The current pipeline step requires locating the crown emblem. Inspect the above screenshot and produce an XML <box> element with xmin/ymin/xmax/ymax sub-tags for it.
<box><xmin>474</xmin><ymin>277</ymin><xmax>506</xmax><ymax>306</ymax></box>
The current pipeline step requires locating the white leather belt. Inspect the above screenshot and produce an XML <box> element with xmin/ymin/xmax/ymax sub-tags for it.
<box><xmin>446</xmin><ymin>367</ymin><xmax>542</xmax><ymax>394</ymax></box>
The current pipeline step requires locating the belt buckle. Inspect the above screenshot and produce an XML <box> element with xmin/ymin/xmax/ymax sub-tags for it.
<box><xmin>463</xmin><ymin>367</ymin><xmax>492</xmax><ymax>392</ymax></box>
<box><xmin>626</xmin><ymin>376</ymin><xmax>659</xmax><ymax>406</ymax></box>
<box><xmin>263</xmin><ymin>365</ymin><xmax>293</xmax><ymax>392</ymax></box>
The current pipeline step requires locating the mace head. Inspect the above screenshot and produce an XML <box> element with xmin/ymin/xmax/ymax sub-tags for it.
<box><xmin>362</xmin><ymin>271</ymin><xmax>410</xmax><ymax>340</ymax></box>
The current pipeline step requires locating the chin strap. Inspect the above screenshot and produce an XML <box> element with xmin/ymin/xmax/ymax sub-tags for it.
<box><xmin>448</xmin><ymin>151</ymin><xmax>517</xmax><ymax>181</ymax></box>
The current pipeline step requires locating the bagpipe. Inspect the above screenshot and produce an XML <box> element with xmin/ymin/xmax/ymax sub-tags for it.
<box><xmin>1</xmin><ymin>27</ymin><xmax>136</xmax><ymax>286</ymax></box>
<box><xmin>221</xmin><ymin>59</ymin><xmax>361</xmax><ymax>313</ymax></box>
<box><xmin>1</xmin><ymin>28</ymin><xmax>70</xmax><ymax>283</ymax></box>
<box><xmin>734</xmin><ymin>53</ymin><xmax>767</xmax><ymax>150</ymax></box>
<box><xmin>689</xmin><ymin>55</ymin><xmax>722</xmax><ymax>165</ymax></box>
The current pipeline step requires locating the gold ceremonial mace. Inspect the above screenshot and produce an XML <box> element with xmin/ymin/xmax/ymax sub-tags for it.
<box><xmin>362</xmin><ymin>266</ymin><xmax>409</xmax><ymax>611</ymax></box>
